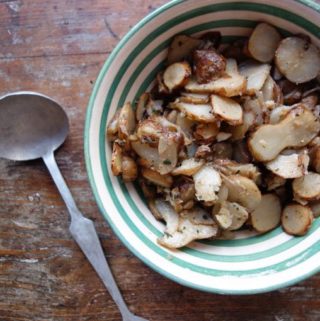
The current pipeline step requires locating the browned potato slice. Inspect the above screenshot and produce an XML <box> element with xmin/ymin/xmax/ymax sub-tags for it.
<box><xmin>194</xmin><ymin>122</ymin><xmax>219</xmax><ymax>143</ymax></box>
<box><xmin>111</xmin><ymin>142</ymin><xmax>123</xmax><ymax>176</ymax></box>
<box><xmin>142</xmin><ymin>168</ymin><xmax>173</xmax><ymax>188</ymax></box>
<box><xmin>193</xmin><ymin>49</ymin><xmax>226</xmax><ymax>83</ymax></box>
<box><xmin>282</xmin><ymin>204</ymin><xmax>313</xmax><ymax>236</ymax></box>
<box><xmin>121</xmin><ymin>156</ymin><xmax>138</xmax><ymax>182</ymax></box>
<box><xmin>251</xmin><ymin>194</ymin><xmax>281</xmax><ymax>233</ymax></box>
<box><xmin>211</xmin><ymin>95</ymin><xmax>243</xmax><ymax>125</ymax></box>
<box><xmin>167</xmin><ymin>34</ymin><xmax>202</xmax><ymax>64</ymax></box>
<box><xmin>223</xmin><ymin>174</ymin><xmax>261</xmax><ymax>212</ymax></box>
<box><xmin>149</xmin><ymin>199</ymin><xmax>179</xmax><ymax>235</ymax></box>
<box><xmin>158</xmin><ymin>216</ymin><xmax>218</xmax><ymax>249</ymax></box>
<box><xmin>275</xmin><ymin>37</ymin><xmax>320</xmax><ymax>84</ymax></box>
<box><xmin>266</xmin><ymin>152</ymin><xmax>309</xmax><ymax>179</ymax></box>
<box><xmin>185</xmin><ymin>59</ymin><xmax>246</xmax><ymax>97</ymax></box>
<box><xmin>107</xmin><ymin>110</ymin><xmax>120</xmax><ymax>139</ymax></box>
<box><xmin>163</xmin><ymin>61</ymin><xmax>192</xmax><ymax>92</ymax></box>
<box><xmin>172</xmin><ymin>158</ymin><xmax>204</xmax><ymax>176</ymax></box>
<box><xmin>171</xmin><ymin>101</ymin><xmax>216</xmax><ymax>123</ymax></box>
<box><xmin>292</xmin><ymin>172</ymin><xmax>320</xmax><ymax>201</ymax></box>
<box><xmin>248</xmin><ymin>23</ymin><xmax>281</xmax><ymax>63</ymax></box>
<box><xmin>193</xmin><ymin>165</ymin><xmax>222</xmax><ymax>202</ymax></box>
<box><xmin>180</xmin><ymin>92</ymin><xmax>210</xmax><ymax>104</ymax></box>
<box><xmin>248</xmin><ymin>106</ymin><xmax>320</xmax><ymax>162</ymax></box>
<box><xmin>239</xmin><ymin>61</ymin><xmax>271</xmax><ymax>95</ymax></box>
<box><xmin>156</xmin><ymin>72</ymin><xmax>170</xmax><ymax>94</ymax></box>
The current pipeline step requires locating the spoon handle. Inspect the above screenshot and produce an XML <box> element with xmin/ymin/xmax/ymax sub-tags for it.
<box><xmin>42</xmin><ymin>152</ymin><xmax>133</xmax><ymax>320</ymax></box>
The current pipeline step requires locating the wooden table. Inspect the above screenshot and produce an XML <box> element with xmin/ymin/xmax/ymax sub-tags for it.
<box><xmin>0</xmin><ymin>1</ymin><xmax>319</xmax><ymax>320</ymax></box>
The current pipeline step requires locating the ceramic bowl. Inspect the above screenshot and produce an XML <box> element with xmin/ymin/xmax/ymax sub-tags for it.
<box><xmin>85</xmin><ymin>0</ymin><xmax>320</xmax><ymax>294</ymax></box>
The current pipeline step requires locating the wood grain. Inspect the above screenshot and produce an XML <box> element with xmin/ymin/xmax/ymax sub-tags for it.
<box><xmin>0</xmin><ymin>1</ymin><xmax>319</xmax><ymax>320</ymax></box>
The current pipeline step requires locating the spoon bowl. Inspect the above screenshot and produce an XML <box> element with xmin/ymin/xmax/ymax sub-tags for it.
<box><xmin>0</xmin><ymin>92</ymin><xmax>69</xmax><ymax>161</ymax></box>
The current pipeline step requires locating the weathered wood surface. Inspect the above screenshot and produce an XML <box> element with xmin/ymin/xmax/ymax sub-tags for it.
<box><xmin>0</xmin><ymin>1</ymin><xmax>319</xmax><ymax>320</ymax></box>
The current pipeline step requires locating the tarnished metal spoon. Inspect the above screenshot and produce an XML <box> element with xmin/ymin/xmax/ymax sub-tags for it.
<box><xmin>0</xmin><ymin>91</ymin><xmax>148</xmax><ymax>321</ymax></box>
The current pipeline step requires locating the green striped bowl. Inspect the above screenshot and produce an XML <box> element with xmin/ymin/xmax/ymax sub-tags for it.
<box><xmin>85</xmin><ymin>0</ymin><xmax>320</xmax><ymax>294</ymax></box>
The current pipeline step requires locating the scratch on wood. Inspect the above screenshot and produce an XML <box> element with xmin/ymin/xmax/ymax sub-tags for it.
<box><xmin>104</xmin><ymin>17</ymin><xmax>119</xmax><ymax>40</ymax></box>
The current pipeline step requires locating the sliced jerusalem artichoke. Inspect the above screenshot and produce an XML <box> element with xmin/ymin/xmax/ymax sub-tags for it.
<box><xmin>211</xmin><ymin>95</ymin><xmax>243</xmax><ymax>125</ymax></box>
<box><xmin>171</xmin><ymin>101</ymin><xmax>216</xmax><ymax>123</ymax></box>
<box><xmin>111</xmin><ymin>142</ymin><xmax>123</xmax><ymax>176</ymax></box>
<box><xmin>163</xmin><ymin>61</ymin><xmax>192</xmax><ymax>92</ymax></box>
<box><xmin>193</xmin><ymin>165</ymin><xmax>221</xmax><ymax>202</ymax></box>
<box><xmin>185</xmin><ymin>58</ymin><xmax>246</xmax><ymax>97</ymax></box>
<box><xmin>121</xmin><ymin>156</ymin><xmax>138</xmax><ymax>182</ymax></box>
<box><xmin>251</xmin><ymin>194</ymin><xmax>281</xmax><ymax>233</ymax></box>
<box><xmin>193</xmin><ymin>49</ymin><xmax>226</xmax><ymax>83</ymax></box>
<box><xmin>248</xmin><ymin>22</ymin><xmax>281</xmax><ymax>63</ymax></box>
<box><xmin>265</xmin><ymin>174</ymin><xmax>286</xmax><ymax>191</ymax></box>
<box><xmin>158</xmin><ymin>215</ymin><xmax>218</xmax><ymax>249</ymax></box>
<box><xmin>216</xmin><ymin>132</ymin><xmax>232</xmax><ymax>142</ymax></box>
<box><xmin>158</xmin><ymin>134</ymin><xmax>180</xmax><ymax>174</ymax></box>
<box><xmin>229</xmin><ymin>111</ymin><xmax>255</xmax><ymax>140</ymax></box>
<box><xmin>212</xmin><ymin>142</ymin><xmax>233</xmax><ymax>160</ymax></box>
<box><xmin>181</xmin><ymin>207</ymin><xmax>215</xmax><ymax>226</ymax></box>
<box><xmin>213</xmin><ymin>201</ymin><xmax>249</xmax><ymax>230</ymax></box>
<box><xmin>261</xmin><ymin>75</ymin><xmax>283</xmax><ymax>105</ymax></box>
<box><xmin>118</xmin><ymin>102</ymin><xmax>136</xmax><ymax>142</ymax></box>
<box><xmin>172</xmin><ymin>158</ymin><xmax>204</xmax><ymax>176</ymax></box>
<box><xmin>309</xmin><ymin>200</ymin><xmax>320</xmax><ymax>218</ymax></box>
<box><xmin>310</xmin><ymin>146</ymin><xmax>320</xmax><ymax>173</ymax></box>
<box><xmin>248</xmin><ymin>106</ymin><xmax>320</xmax><ymax>162</ymax></box>
<box><xmin>149</xmin><ymin>199</ymin><xmax>179</xmax><ymax>235</ymax></box>
<box><xmin>213</xmin><ymin>202</ymin><xmax>233</xmax><ymax>230</ymax></box>
<box><xmin>180</xmin><ymin>92</ymin><xmax>210</xmax><ymax>104</ymax></box>
<box><xmin>194</xmin><ymin>122</ymin><xmax>219</xmax><ymax>143</ymax></box>
<box><xmin>292</xmin><ymin>172</ymin><xmax>320</xmax><ymax>201</ymax></box>
<box><xmin>107</xmin><ymin>109</ymin><xmax>120</xmax><ymax>139</ymax></box>
<box><xmin>269</xmin><ymin>105</ymin><xmax>295</xmax><ymax>124</ymax></box>
<box><xmin>282</xmin><ymin>204</ymin><xmax>313</xmax><ymax>236</ymax></box>
<box><xmin>131</xmin><ymin>140</ymin><xmax>161</xmax><ymax>170</ymax></box>
<box><xmin>142</xmin><ymin>168</ymin><xmax>173</xmax><ymax>188</ymax></box>
<box><xmin>239</xmin><ymin>61</ymin><xmax>271</xmax><ymax>95</ymax></box>
<box><xmin>266</xmin><ymin>152</ymin><xmax>309</xmax><ymax>179</ymax></box>
<box><xmin>213</xmin><ymin>159</ymin><xmax>261</xmax><ymax>184</ymax></box>
<box><xmin>275</xmin><ymin>36</ymin><xmax>320</xmax><ymax>84</ymax></box>
<box><xmin>135</xmin><ymin>93</ymin><xmax>149</xmax><ymax>121</ymax></box>
<box><xmin>175</xmin><ymin>113</ymin><xmax>194</xmax><ymax>144</ymax></box>
<box><xmin>223</xmin><ymin>174</ymin><xmax>261</xmax><ymax>212</ymax></box>
<box><xmin>167</xmin><ymin>34</ymin><xmax>202</xmax><ymax>64</ymax></box>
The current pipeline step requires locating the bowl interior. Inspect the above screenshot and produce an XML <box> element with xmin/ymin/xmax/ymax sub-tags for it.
<box><xmin>85</xmin><ymin>0</ymin><xmax>320</xmax><ymax>294</ymax></box>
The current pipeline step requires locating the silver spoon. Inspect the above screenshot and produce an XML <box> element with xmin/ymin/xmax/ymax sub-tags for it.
<box><xmin>0</xmin><ymin>91</ymin><xmax>148</xmax><ymax>321</ymax></box>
